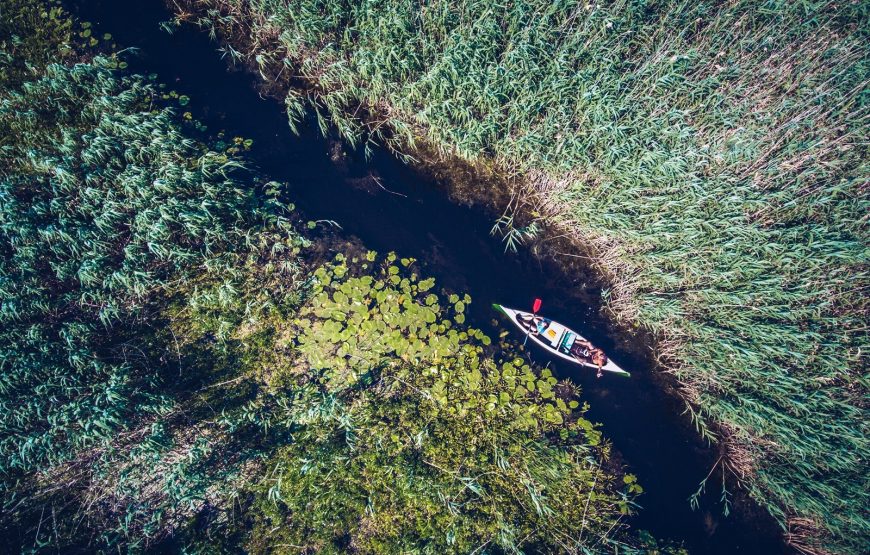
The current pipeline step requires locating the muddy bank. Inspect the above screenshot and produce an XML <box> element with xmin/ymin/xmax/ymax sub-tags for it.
<box><xmin>69</xmin><ymin>1</ymin><xmax>791</xmax><ymax>552</ymax></box>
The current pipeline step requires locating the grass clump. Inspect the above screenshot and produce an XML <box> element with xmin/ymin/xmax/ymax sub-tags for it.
<box><xmin>0</xmin><ymin>0</ymin><xmax>75</xmax><ymax>87</ymax></box>
<box><xmin>175</xmin><ymin>0</ymin><xmax>869</xmax><ymax>551</ymax></box>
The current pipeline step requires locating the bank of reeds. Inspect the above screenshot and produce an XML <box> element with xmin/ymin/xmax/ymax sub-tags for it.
<box><xmin>175</xmin><ymin>1</ymin><xmax>869</xmax><ymax>552</ymax></box>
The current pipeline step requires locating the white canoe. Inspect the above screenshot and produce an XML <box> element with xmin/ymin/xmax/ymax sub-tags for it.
<box><xmin>493</xmin><ymin>304</ymin><xmax>630</xmax><ymax>377</ymax></box>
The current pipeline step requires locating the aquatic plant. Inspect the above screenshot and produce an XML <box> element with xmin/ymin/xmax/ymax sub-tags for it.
<box><xmin>248</xmin><ymin>253</ymin><xmax>638</xmax><ymax>553</ymax></box>
<box><xmin>491</xmin><ymin>211</ymin><xmax>541</xmax><ymax>253</ymax></box>
<box><xmin>34</xmin><ymin>250</ymin><xmax>641</xmax><ymax>552</ymax></box>
<box><xmin>0</xmin><ymin>0</ymin><xmax>75</xmax><ymax>88</ymax></box>
<box><xmin>177</xmin><ymin>1</ymin><xmax>870</xmax><ymax>551</ymax></box>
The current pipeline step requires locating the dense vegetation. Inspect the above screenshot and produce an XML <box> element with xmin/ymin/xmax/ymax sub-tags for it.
<box><xmin>0</xmin><ymin>2</ymin><xmax>301</xmax><ymax>547</ymax></box>
<box><xmin>172</xmin><ymin>0</ymin><xmax>870</xmax><ymax>552</ymax></box>
<box><xmin>0</xmin><ymin>2</ymin><xmax>644</xmax><ymax>551</ymax></box>
<box><xmin>246</xmin><ymin>255</ymin><xmax>637</xmax><ymax>553</ymax></box>
<box><xmin>0</xmin><ymin>50</ymin><xmax>299</xmax><ymax>475</ymax></box>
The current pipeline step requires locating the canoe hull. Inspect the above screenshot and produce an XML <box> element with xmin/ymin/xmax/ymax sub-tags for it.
<box><xmin>493</xmin><ymin>304</ymin><xmax>630</xmax><ymax>377</ymax></box>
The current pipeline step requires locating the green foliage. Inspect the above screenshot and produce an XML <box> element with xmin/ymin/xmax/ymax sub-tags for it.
<box><xmin>42</xmin><ymin>250</ymin><xmax>636</xmax><ymax>552</ymax></box>
<box><xmin>0</xmin><ymin>56</ymin><xmax>297</xmax><ymax>475</ymax></box>
<box><xmin>180</xmin><ymin>0</ymin><xmax>870</xmax><ymax>550</ymax></box>
<box><xmin>249</xmin><ymin>254</ymin><xmax>634</xmax><ymax>553</ymax></box>
<box><xmin>0</xmin><ymin>0</ymin><xmax>75</xmax><ymax>88</ymax></box>
<box><xmin>14</xmin><ymin>252</ymin><xmax>307</xmax><ymax>551</ymax></box>
<box><xmin>0</xmin><ymin>6</ymin><xmax>308</xmax><ymax>549</ymax></box>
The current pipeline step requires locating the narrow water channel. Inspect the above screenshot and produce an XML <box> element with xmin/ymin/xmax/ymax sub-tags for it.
<box><xmin>71</xmin><ymin>1</ymin><xmax>788</xmax><ymax>552</ymax></box>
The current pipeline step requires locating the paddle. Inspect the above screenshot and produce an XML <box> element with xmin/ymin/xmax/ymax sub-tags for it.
<box><xmin>523</xmin><ymin>298</ymin><xmax>543</xmax><ymax>346</ymax></box>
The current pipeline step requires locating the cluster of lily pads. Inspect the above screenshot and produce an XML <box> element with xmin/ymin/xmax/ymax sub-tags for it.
<box><xmin>246</xmin><ymin>252</ymin><xmax>638</xmax><ymax>553</ymax></box>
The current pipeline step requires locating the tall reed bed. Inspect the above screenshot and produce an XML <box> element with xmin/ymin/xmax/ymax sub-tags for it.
<box><xmin>0</xmin><ymin>3</ymin><xmax>306</xmax><ymax>546</ymax></box>
<box><xmin>0</xmin><ymin>55</ymin><xmax>300</xmax><ymax>473</ymax></box>
<box><xmin>179</xmin><ymin>0</ymin><xmax>868</xmax><ymax>551</ymax></box>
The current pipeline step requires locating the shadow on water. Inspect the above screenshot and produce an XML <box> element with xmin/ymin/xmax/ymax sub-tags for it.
<box><xmin>70</xmin><ymin>1</ymin><xmax>788</xmax><ymax>552</ymax></box>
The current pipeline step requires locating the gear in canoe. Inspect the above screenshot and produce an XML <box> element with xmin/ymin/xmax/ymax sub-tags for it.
<box><xmin>493</xmin><ymin>303</ymin><xmax>630</xmax><ymax>378</ymax></box>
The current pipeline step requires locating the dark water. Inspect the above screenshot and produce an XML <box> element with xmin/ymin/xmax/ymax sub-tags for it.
<box><xmin>69</xmin><ymin>1</ymin><xmax>788</xmax><ymax>553</ymax></box>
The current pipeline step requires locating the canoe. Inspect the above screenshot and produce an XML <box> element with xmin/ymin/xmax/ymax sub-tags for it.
<box><xmin>493</xmin><ymin>304</ymin><xmax>630</xmax><ymax>377</ymax></box>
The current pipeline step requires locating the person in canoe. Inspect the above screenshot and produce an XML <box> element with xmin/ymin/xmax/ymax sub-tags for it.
<box><xmin>493</xmin><ymin>303</ymin><xmax>630</xmax><ymax>377</ymax></box>
<box><xmin>518</xmin><ymin>312</ymin><xmax>607</xmax><ymax>378</ymax></box>
<box><xmin>516</xmin><ymin>312</ymin><xmax>549</xmax><ymax>336</ymax></box>
<box><xmin>569</xmin><ymin>338</ymin><xmax>608</xmax><ymax>378</ymax></box>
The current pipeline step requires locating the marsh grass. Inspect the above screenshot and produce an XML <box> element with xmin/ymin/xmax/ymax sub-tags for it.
<box><xmin>176</xmin><ymin>1</ymin><xmax>869</xmax><ymax>551</ymax></box>
<box><xmin>0</xmin><ymin>4</ymin><xmax>308</xmax><ymax>547</ymax></box>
